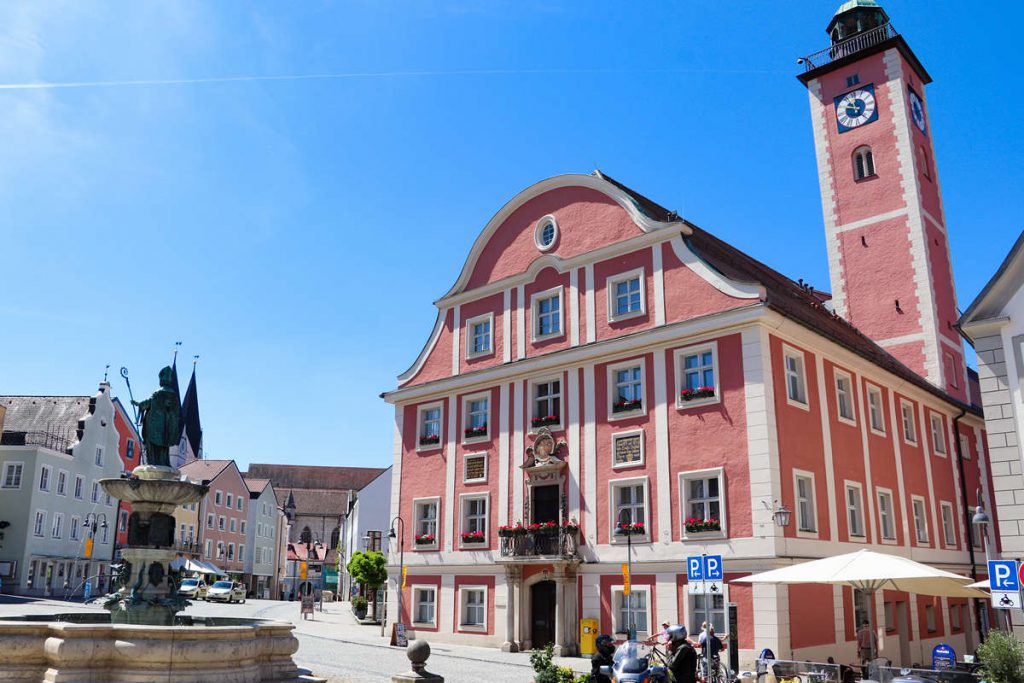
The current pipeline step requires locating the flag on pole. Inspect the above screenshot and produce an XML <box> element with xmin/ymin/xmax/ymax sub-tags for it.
<box><xmin>622</xmin><ymin>563</ymin><xmax>630</xmax><ymax>595</ymax></box>
<box><xmin>402</xmin><ymin>566</ymin><xmax>407</xmax><ymax>590</ymax></box>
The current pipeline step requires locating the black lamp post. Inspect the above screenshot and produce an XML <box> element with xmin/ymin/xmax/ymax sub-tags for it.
<box><xmin>388</xmin><ymin>516</ymin><xmax>405</xmax><ymax>627</ymax></box>
<box><xmin>972</xmin><ymin>493</ymin><xmax>999</xmax><ymax>635</ymax></box>
<box><xmin>82</xmin><ymin>513</ymin><xmax>108</xmax><ymax>557</ymax></box>
<box><xmin>614</xmin><ymin>508</ymin><xmax>637</xmax><ymax>641</ymax></box>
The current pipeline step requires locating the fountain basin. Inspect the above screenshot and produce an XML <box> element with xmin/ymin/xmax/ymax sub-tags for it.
<box><xmin>0</xmin><ymin>614</ymin><xmax>325</xmax><ymax>683</ymax></box>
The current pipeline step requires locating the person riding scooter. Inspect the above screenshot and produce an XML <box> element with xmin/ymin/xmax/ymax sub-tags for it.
<box><xmin>667</xmin><ymin>625</ymin><xmax>697</xmax><ymax>683</ymax></box>
<box><xmin>591</xmin><ymin>634</ymin><xmax>616</xmax><ymax>683</ymax></box>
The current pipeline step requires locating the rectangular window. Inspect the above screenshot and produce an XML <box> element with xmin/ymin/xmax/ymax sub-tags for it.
<box><xmin>74</xmin><ymin>475</ymin><xmax>83</xmax><ymax>499</ymax></box>
<box><xmin>101</xmin><ymin>524</ymin><xmax>109</xmax><ymax>544</ymax></box>
<box><xmin>692</xmin><ymin>591</ymin><xmax>727</xmax><ymax>636</ymax></box>
<box><xmin>205</xmin><ymin>540</ymin><xmax>212</xmax><ymax>558</ymax></box>
<box><xmin>960</xmin><ymin>434</ymin><xmax>972</xmax><ymax>460</ymax></box>
<box><xmin>120</xmin><ymin>511</ymin><xmax>128</xmax><ymax>532</ymax></box>
<box><xmin>239</xmin><ymin>544</ymin><xmax>245</xmax><ymax>560</ymax></box>
<box><xmin>414</xmin><ymin>498</ymin><xmax>439</xmax><ymax>543</ymax></box>
<box><xmin>230</xmin><ymin>518</ymin><xmax>237</xmax><ymax>533</ymax></box>
<box><xmin>950</xmin><ymin>605</ymin><xmax>962</xmax><ymax>631</ymax></box>
<box><xmin>56</xmin><ymin>470</ymin><xmax>67</xmax><ymax>496</ymax></box>
<box><xmin>610</xmin><ymin>361</ymin><xmax>644</xmax><ymax>416</ymax></box>
<box><xmin>614</xmin><ymin>586</ymin><xmax>650</xmax><ymax>638</ymax></box>
<box><xmin>611</xmin><ymin>479</ymin><xmax>648</xmax><ymax>536</ymax></box>
<box><xmin>795</xmin><ymin>472</ymin><xmax>817</xmax><ymax>533</ymax></box>
<box><xmin>464</xmin><ymin>454</ymin><xmax>487</xmax><ymax>483</ymax></box>
<box><xmin>676</xmin><ymin>344</ymin><xmax>717</xmax><ymax>406</ymax></box>
<box><xmin>930</xmin><ymin>414</ymin><xmax>947</xmax><ymax>456</ymax></box>
<box><xmin>460</xmin><ymin>587</ymin><xmax>487</xmax><ymax>629</ymax></box>
<box><xmin>463</xmin><ymin>394</ymin><xmax>489</xmax><ymax>440</ymax></box>
<box><xmin>207</xmin><ymin>513</ymin><xmax>214</xmax><ymax>529</ymax></box>
<box><xmin>227</xmin><ymin>493</ymin><xmax>233</xmax><ymax>508</ymax></box>
<box><xmin>784</xmin><ymin>347</ymin><xmax>808</xmax><ymax>405</ymax></box>
<box><xmin>105</xmin><ymin>493</ymin><xmax>113</xmax><ymax>507</ymax></box>
<box><xmin>844</xmin><ymin>483</ymin><xmax>865</xmax><ymax>538</ymax></box>
<box><xmin>215</xmin><ymin>491</ymin><xmax>222</xmax><ymax>506</ymax></box>
<box><xmin>867</xmin><ymin>385</ymin><xmax>885</xmax><ymax>434</ymax></box>
<box><xmin>39</xmin><ymin>465</ymin><xmax>51</xmax><ymax>492</ymax></box>
<box><xmin>70</xmin><ymin>516</ymin><xmax>81</xmax><ymax>541</ymax></box>
<box><xmin>901</xmin><ymin>400</ymin><xmax>917</xmax><ymax>444</ymax></box>
<box><xmin>237</xmin><ymin>498</ymin><xmax>243</xmax><ymax>511</ymax></box>
<box><xmin>2</xmin><ymin>462</ymin><xmax>23</xmax><ymax>489</ymax></box>
<box><xmin>531</xmin><ymin>378</ymin><xmax>562</xmax><ymax>429</ymax></box>
<box><xmin>465</xmin><ymin>313</ymin><xmax>494</xmax><ymax>358</ymax></box>
<box><xmin>532</xmin><ymin>287</ymin><xmax>562</xmax><ymax>339</ymax></box>
<box><xmin>877</xmin><ymin>490</ymin><xmax>896</xmax><ymax>540</ymax></box>
<box><xmin>941</xmin><ymin>502</ymin><xmax>956</xmax><ymax>548</ymax></box>
<box><xmin>461</xmin><ymin>495</ymin><xmax>488</xmax><ymax>542</ymax></box>
<box><xmin>34</xmin><ymin>511</ymin><xmax>46</xmax><ymax>537</ymax></box>
<box><xmin>417</xmin><ymin>402</ymin><xmax>443</xmax><ymax>449</ymax></box>
<box><xmin>607</xmin><ymin>269</ymin><xmax>645</xmax><ymax>321</ymax></box>
<box><xmin>91</xmin><ymin>481</ymin><xmax>100</xmax><ymax>503</ymax></box>
<box><xmin>912</xmin><ymin>497</ymin><xmax>929</xmax><ymax>544</ymax></box>
<box><xmin>835</xmin><ymin>371</ymin><xmax>855</xmax><ymax>423</ymax></box>
<box><xmin>240</xmin><ymin>521</ymin><xmax>246</xmax><ymax>534</ymax></box>
<box><xmin>413</xmin><ymin>586</ymin><xmax>437</xmax><ymax>626</ymax></box>
<box><xmin>680</xmin><ymin>469</ymin><xmax>725</xmax><ymax>535</ymax></box>
<box><xmin>51</xmin><ymin>512</ymin><xmax>64</xmax><ymax>539</ymax></box>
<box><xmin>94</xmin><ymin>447</ymin><xmax>103</xmax><ymax>467</ymax></box>
<box><xmin>925</xmin><ymin>604</ymin><xmax>937</xmax><ymax>633</ymax></box>
<box><xmin>219</xmin><ymin>516</ymin><xmax>226</xmax><ymax>531</ymax></box>
<box><xmin>227</xmin><ymin>543</ymin><xmax>234</xmax><ymax>561</ymax></box>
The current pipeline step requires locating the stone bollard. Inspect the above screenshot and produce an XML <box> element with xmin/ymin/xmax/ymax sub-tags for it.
<box><xmin>391</xmin><ymin>640</ymin><xmax>444</xmax><ymax>683</ymax></box>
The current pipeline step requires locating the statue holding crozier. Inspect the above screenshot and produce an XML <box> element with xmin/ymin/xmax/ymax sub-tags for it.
<box><xmin>133</xmin><ymin>366</ymin><xmax>180</xmax><ymax>468</ymax></box>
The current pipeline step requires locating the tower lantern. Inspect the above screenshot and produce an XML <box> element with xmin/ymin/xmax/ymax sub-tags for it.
<box><xmin>827</xmin><ymin>0</ymin><xmax>889</xmax><ymax>44</ymax></box>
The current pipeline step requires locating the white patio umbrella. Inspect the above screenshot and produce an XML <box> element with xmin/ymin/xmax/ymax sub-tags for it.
<box><xmin>733</xmin><ymin>549</ymin><xmax>987</xmax><ymax>660</ymax></box>
<box><xmin>967</xmin><ymin>578</ymin><xmax>990</xmax><ymax>590</ymax></box>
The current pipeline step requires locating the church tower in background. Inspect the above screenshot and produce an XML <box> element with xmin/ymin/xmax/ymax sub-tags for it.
<box><xmin>799</xmin><ymin>0</ymin><xmax>966</xmax><ymax>400</ymax></box>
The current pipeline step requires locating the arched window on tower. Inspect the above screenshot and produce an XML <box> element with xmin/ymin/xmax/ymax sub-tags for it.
<box><xmin>853</xmin><ymin>146</ymin><xmax>875</xmax><ymax>180</ymax></box>
<box><xmin>919</xmin><ymin>146</ymin><xmax>931</xmax><ymax>180</ymax></box>
<box><xmin>330</xmin><ymin>526</ymin><xmax>340</xmax><ymax>550</ymax></box>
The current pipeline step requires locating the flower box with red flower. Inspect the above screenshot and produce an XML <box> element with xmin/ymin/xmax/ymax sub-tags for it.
<box><xmin>685</xmin><ymin>518</ymin><xmax>721</xmax><ymax>534</ymax></box>
<box><xmin>615</xmin><ymin>522</ymin><xmax>646</xmax><ymax>536</ymax></box>
<box><xmin>498</xmin><ymin>523</ymin><xmax>527</xmax><ymax>538</ymax></box>
<box><xmin>414</xmin><ymin>533</ymin><xmax>436</xmax><ymax>545</ymax></box>
<box><xmin>611</xmin><ymin>398</ymin><xmax>643</xmax><ymax>414</ymax></box>
<box><xmin>530</xmin><ymin>415</ymin><xmax>560</xmax><ymax>428</ymax></box>
<box><xmin>418</xmin><ymin>434</ymin><xmax>441</xmax><ymax>446</ymax></box>
<box><xmin>461</xmin><ymin>531</ymin><xmax>486</xmax><ymax>544</ymax></box>
<box><xmin>679</xmin><ymin>386</ymin><xmax>715</xmax><ymax>402</ymax></box>
<box><xmin>464</xmin><ymin>425</ymin><xmax>488</xmax><ymax>439</ymax></box>
<box><xmin>528</xmin><ymin>521</ymin><xmax>559</xmax><ymax>536</ymax></box>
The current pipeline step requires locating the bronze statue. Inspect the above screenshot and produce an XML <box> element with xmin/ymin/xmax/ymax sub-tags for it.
<box><xmin>133</xmin><ymin>366</ymin><xmax>180</xmax><ymax>468</ymax></box>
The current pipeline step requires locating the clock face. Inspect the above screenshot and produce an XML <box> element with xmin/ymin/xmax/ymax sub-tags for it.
<box><xmin>834</xmin><ymin>85</ymin><xmax>879</xmax><ymax>133</ymax></box>
<box><xmin>908</xmin><ymin>87</ymin><xmax>927</xmax><ymax>134</ymax></box>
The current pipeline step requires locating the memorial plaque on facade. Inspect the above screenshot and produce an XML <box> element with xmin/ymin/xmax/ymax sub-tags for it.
<box><xmin>466</xmin><ymin>455</ymin><xmax>486</xmax><ymax>481</ymax></box>
<box><xmin>613</xmin><ymin>434</ymin><xmax>642</xmax><ymax>465</ymax></box>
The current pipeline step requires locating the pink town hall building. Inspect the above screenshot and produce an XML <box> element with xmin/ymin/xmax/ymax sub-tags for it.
<box><xmin>382</xmin><ymin>1</ymin><xmax>997</xmax><ymax>667</ymax></box>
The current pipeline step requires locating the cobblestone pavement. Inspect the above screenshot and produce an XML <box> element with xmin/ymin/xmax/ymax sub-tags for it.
<box><xmin>0</xmin><ymin>595</ymin><xmax>591</xmax><ymax>683</ymax></box>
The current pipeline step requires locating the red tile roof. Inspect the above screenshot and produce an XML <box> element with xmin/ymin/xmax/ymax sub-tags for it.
<box><xmin>246</xmin><ymin>463</ymin><xmax>387</xmax><ymax>492</ymax></box>
<box><xmin>180</xmin><ymin>459</ymin><xmax>233</xmax><ymax>483</ymax></box>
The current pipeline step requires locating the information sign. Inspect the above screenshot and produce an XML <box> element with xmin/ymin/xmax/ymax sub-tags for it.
<box><xmin>932</xmin><ymin>643</ymin><xmax>956</xmax><ymax>671</ymax></box>
<box><xmin>300</xmin><ymin>594</ymin><xmax>314</xmax><ymax>619</ymax></box>
<box><xmin>613</xmin><ymin>434</ymin><xmax>643</xmax><ymax>466</ymax></box>
<box><xmin>989</xmin><ymin>560</ymin><xmax>1020</xmax><ymax>592</ymax></box>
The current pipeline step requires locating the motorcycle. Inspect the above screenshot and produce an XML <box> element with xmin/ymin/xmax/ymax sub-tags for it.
<box><xmin>598</xmin><ymin>640</ymin><xmax>671</xmax><ymax>683</ymax></box>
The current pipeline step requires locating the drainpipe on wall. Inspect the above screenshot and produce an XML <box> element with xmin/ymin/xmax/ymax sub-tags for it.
<box><xmin>953</xmin><ymin>408</ymin><xmax>984</xmax><ymax>644</ymax></box>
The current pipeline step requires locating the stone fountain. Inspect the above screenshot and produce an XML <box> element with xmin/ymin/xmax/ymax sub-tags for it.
<box><xmin>0</xmin><ymin>368</ymin><xmax>324</xmax><ymax>683</ymax></box>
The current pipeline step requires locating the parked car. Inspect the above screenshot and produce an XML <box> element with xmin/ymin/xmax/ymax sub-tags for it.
<box><xmin>206</xmin><ymin>580</ymin><xmax>246</xmax><ymax>603</ymax></box>
<box><xmin>177</xmin><ymin>578</ymin><xmax>208</xmax><ymax>599</ymax></box>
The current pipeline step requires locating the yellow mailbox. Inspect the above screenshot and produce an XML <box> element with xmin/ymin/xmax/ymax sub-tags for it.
<box><xmin>579</xmin><ymin>618</ymin><xmax>599</xmax><ymax>656</ymax></box>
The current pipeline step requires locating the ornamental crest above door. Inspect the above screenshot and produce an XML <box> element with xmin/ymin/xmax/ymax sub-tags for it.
<box><xmin>521</xmin><ymin>427</ymin><xmax>567</xmax><ymax>485</ymax></box>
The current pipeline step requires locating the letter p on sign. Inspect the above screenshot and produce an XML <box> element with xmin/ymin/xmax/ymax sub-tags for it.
<box><xmin>988</xmin><ymin>560</ymin><xmax>1020</xmax><ymax>592</ymax></box>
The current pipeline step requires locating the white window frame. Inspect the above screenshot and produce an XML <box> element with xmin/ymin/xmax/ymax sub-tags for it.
<box><xmin>461</xmin><ymin>391</ymin><xmax>491</xmax><ymax>444</ymax></box>
<box><xmin>237</xmin><ymin>497</ymin><xmax>243</xmax><ymax>511</ymax></box>
<box><xmin>528</xmin><ymin>375</ymin><xmax>564</xmax><ymax>432</ymax></box>
<box><xmin>56</xmin><ymin>470</ymin><xmax>68</xmax><ymax>496</ymax></box>
<box><xmin>39</xmin><ymin>464</ymin><xmax>52</xmax><ymax>492</ymax></box>
<box><xmin>74</xmin><ymin>475</ymin><xmax>83</xmax><ymax>499</ymax></box>
<box><xmin>911</xmin><ymin>495</ymin><xmax>930</xmax><ymax>545</ymax></box>
<box><xmin>463</xmin><ymin>453</ymin><xmax>488</xmax><ymax>484</ymax></box>
<box><xmin>930</xmin><ymin>413</ymin><xmax>947</xmax><ymax>457</ymax></box>
<box><xmin>2</xmin><ymin>462</ymin><xmax>24</xmax><ymax>489</ymax></box>
<box><xmin>606</xmin><ymin>267</ymin><xmax>646</xmax><ymax>322</ymax></box>
<box><xmin>834</xmin><ymin>369</ymin><xmax>856</xmax><ymax>425</ymax></box>
<box><xmin>70</xmin><ymin>515</ymin><xmax>81</xmax><ymax>541</ymax></box>
<box><xmin>925</xmin><ymin>603</ymin><xmax>937</xmax><ymax>633</ymax></box>
<box><xmin>230</xmin><ymin>518</ymin><xmax>237</xmax><ymax>533</ymax></box>
<box><xmin>876</xmin><ymin>487</ymin><xmax>897</xmax><ymax>543</ymax></box>
<box><xmin>227</xmin><ymin>493</ymin><xmax>233</xmax><ymax>508</ymax></box>
<box><xmin>51</xmin><ymin>512</ymin><xmax>64</xmax><ymax>539</ymax></box>
<box><xmin>465</xmin><ymin>312</ymin><xmax>495</xmax><ymax>360</ymax></box>
<box><xmin>94</xmin><ymin>446</ymin><xmax>103</xmax><ymax>467</ymax></box>
<box><xmin>458</xmin><ymin>585</ymin><xmax>488</xmax><ymax>632</ymax></box>
<box><xmin>950</xmin><ymin>604</ymin><xmax>962</xmax><ymax>631</ymax></box>
<box><xmin>459</xmin><ymin>492</ymin><xmax>489</xmax><ymax>549</ymax></box>
<box><xmin>853</xmin><ymin>145</ymin><xmax>875</xmax><ymax>180</ymax></box>
<box><xmin>674</xmin><ymin>341</ymin><xmax>721</xmax><ymax>410</ymax></box>
<box><xmin>844</xmin><ymin>481</ymin><xmax>866</xmax><ymax>540</ymax></box>
<box><xmin>782</xmin><ymin>344</ymin><xmax>809</xmax><ymax>409</ymax></box>
<box><xmin>531</xmin><ymin>285</ymin><xmax>564</xmax><ymax>342</ymax></box>
<box><xmin>207</xmin><ymin>513</ymin><xmax>214</xmax><ymax>529</ymax></box>
<box><xmin>411</xmin><ymin>585</ymin><xmax>438</xmax><ymax>627</ymax></box>
<box><xmin>34</xmin><ymin>510</ymin><xmax>46</xmax><ymax>537</ymax></box>
<box><xmin>940</xmin><ymin>501</ymin><xmax>956</xmax><ymax>548</ymax></box>
<box><xmin>866</xmin><ymin>384</ymin><xmax>886</xmax><ymax>435</ymax></box>
<box><xmin>611</xmin><ymin>429</ymin><xmax>645</xmax><ymax>470</ymax></box>
<box><xmin>679</xmin><ymin>467</ymin><xmax>727</xmax><ymax>539</ymax></box>
<box><xmin>689</xmin><ymin>585</ymin><xmax>730</xmax><ymax>636</ymax></box>
<box><xmin>534</xmin><ymin>215</ymin><xmax>559</xmax><ymax>252</ymax></box>
<box><xmin>608</xmin><ymin>357</ymin><xmax>647</xmax><ymax>420</ymax></box>
<box><xmin>611</xmin><ymin>584</ymin><xmax>651</xmax><ymax>639</ymax></box>
<box><xmin>219</xmin><ymin>516</ymin><xmax>226</xmax><ymax>531</ymax></box>
<box><xmin>900</xmin><ymin>399</ymin><xmax>918</xmax><ymax>445</ymax></box>
<box><xmin>793</xmin><ymin>469</ymin><xmax>818</xmax><ymax>538</ymax></box>
<box><xmin>416</xmin><ymin>401</ymin><xmax>444</xmax><ymax>452</ymax></box>
<box><xmin>215</xmin><ymin>490</ymin><xmax>222</xmax><ymax>506</ymax></box>
<box><xmin>91</xmin><ymin>481</ymin><xmax>100</xmax><ymax>503</ymax></box>
<box><xmin>959</xmin><ymin>434</ymin><xmax>972</xmax><ymax>460</ymax></box>
<box><xmin>609</xmin><ymin>476</ymin><xmax>650</xmax><ymax>543</ymax></box>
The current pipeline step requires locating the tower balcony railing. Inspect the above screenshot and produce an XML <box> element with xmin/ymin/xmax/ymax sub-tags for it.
<box><xmin>799</xmin><ymin>22</ymin><xmax>898</xmax><ymax>71</ymax></box>
<box><xmin>498</xmin><ymin>528</ymin><xmax>579</xmax><ymax>560</ymax></box>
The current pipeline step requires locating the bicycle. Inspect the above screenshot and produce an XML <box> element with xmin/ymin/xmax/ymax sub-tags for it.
<box><xmin>698</xmin><ymin>653</ymin><xmax>728</xmax><ymax>683</ymax></box>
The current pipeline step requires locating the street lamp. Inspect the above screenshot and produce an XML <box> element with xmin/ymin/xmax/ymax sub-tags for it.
<box><xmin>614</xmin><ymin>508</ymin><xmax>637</xmax><ymax>641</ymax></box>
<box><xmin>388</xmin><ymin>516</ymin><xmax>405</xmax><ymax>631</ymax></box>
<box><xmin>305</xmin><ymin>535</ymin><xmax>326</xmax><ymax>612</ymax></box>
<box><xmin>762</xmin><ymin>500</ymin><xmax>792</xmax><ymax>528</ymax></box>
<box><xmin>972</xmin><ymin>493</ymin><xmax>1002</xmax><ymax>633</ymax></box>
<box><xmin>82</xmin><ymin>513</ymin><xmax>108</xmax><ymax>597</ymax></box>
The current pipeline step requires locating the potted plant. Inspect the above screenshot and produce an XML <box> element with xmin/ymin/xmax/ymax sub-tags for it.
<box><xmin>418</xmin><ymin>434</ymin><xmax>440</xmax><ymax>446</ymax></box>
<box><xmin>679</xmin><ymin>386</ymin><xmax>715</xmax><ymax>402</ymax></box>
<box><xmin>685</xmin><ymin>518</ymin><xmax>722</xmax><ymax>534</ymax></box>
<box><xmin>498</xmin><ymin>523</ymin><xmax>527</xmax><ymax>538</ymax></box>
<box><xmin>351</xmin><ymin>595</ymin><xmax>368</xmax><ymax>620</ymax></box>
<box><xmin>531</xmin><ymin>414</ymin><xmax>559</xmax><ymax>428</ymax></box>
<box><xmin>611</xmin><ymin>397</ymin><xmax>643</xmax><ymax>414</ymax></box>
<box><xmin>616</xmin><ymin>521</ymin><xmax>646</xmax><ymax>536</ymax></box>
<box><xmin>464</xmin><ymin>425</ymin><xmax>487</xmax><ymax>439</ymax></box>
<box><xmin>461</xmin><ymin>530</ymin><xmax>486</xmax><ymax>544</ymax></box>
<box><xmin>529</xmin><ymin>521</ymin><xmax>559</xmax><ymax>535</ymax></box>
<box><xmin>414</xmin><ymin>533</ymin><xmax>436</xmax><ymax>546</ymax></box>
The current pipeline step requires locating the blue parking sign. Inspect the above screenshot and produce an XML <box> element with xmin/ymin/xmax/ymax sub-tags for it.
<box><xmin>687</xmin><ymin>556</ymin><xmax>704</xmax><ymax>581</ymax></box>
<box><xmin>705</xmin><ymin>555</ymin><xmax>724</xmax><ymax>581</ymax></box>
<box><xmin>989</xmin><ymin>560</ymin><xmax>1020</xmax><ymax>592</ymax></box>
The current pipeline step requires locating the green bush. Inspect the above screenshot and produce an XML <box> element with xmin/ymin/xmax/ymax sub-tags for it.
<box><xmin>351</xmin><ymin>596</ymin><xmax>368</xmax><ymax>611</ymax></box>
<box><xmin>977</xmin><ymin>631</ymin><xmax>1024</xmax><ymax>683</ymax></box>
<box><xmin>529</xmin><ymin>644</ymin><xmax>583</xmax><ymax>683</ymax></box>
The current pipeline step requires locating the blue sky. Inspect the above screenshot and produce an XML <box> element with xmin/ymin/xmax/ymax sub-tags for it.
<box><xmin>1</xmin><ymin>1</ymin><xmax>1021</xmax><ymax>470</ymax></box>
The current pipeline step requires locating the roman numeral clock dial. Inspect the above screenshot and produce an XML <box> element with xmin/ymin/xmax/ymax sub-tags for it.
<box><xmin>834</xmin><ymin>84</ymin><xmax>879</xmax><ymax>133</ymax></box>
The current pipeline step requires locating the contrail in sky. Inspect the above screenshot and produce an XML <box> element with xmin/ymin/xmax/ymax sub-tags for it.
<box><xmin>0</xmin><ymin>67</ymin><xmax>784</xmax><ymax>91</ymax></box>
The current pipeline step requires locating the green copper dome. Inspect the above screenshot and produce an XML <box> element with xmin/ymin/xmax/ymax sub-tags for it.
<box><xmin>827</xmin><ymin>0</ymin><xmax>889</xmax><ymax>41</ymax></box>
<box><xmin>833</xmin><ymin>0</ymin><xmax>884</xmax><ymax>16</ymax></box>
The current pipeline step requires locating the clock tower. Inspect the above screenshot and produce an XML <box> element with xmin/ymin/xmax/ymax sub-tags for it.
<box><xmin>799</xmin><ymin>0</ymin><xmax>966</xmax><ymax>400</ymax></box>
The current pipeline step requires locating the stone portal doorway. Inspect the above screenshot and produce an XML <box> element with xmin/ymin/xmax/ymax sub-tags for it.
<box><xmin>533</xmin><ymin>484</ymin><xmax>560</xmax><ymax>524</ymax></box>
<box><xmin>531</xmin><ymin>580</ymin><xmax>556</xmax><ymax>648</ymax></box>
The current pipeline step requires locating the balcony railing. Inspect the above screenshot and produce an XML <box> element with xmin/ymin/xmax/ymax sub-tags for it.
<box><xmin>0</xmin><ymin>428</ymin><xmax>76</xmax><ymax>453</ymax></box>
<box><xmin>799</xmin><ymin>22</ymin><xmax>898</xmax><ymax>71</ymax></box>
<box><xmin>499</xmin><ymin>529</ymin><xmax>579</xmax><ymax>559</ymax></box>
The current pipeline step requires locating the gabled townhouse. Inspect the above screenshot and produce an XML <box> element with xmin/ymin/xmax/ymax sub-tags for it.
<box><xmin>381</xmin><ymin>2</ymin><xmax>995</xmax><ymax>668</ymax></box>
<box><xmin>112</xmin><ymin>397</ymin><xmax>141</xmax><ymax>559</ymax></box>
<box><xmin>340</xmin><ymin>467</ymin><xmax>393</xmax><ymax>600</ymax></box>
<box><xmin>181</xmin><ymin>459</ymin><xmax>250</xmax><ymax>577</ymax></box>
<box><xmin>242</xmin><ymin>476</ymin><xmax>281</xmax><ymax>598</ymax></box>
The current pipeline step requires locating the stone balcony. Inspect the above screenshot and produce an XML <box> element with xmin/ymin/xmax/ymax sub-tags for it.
<box><xmin>496</xmin><ymin>529</ymin><xmax>579</xmax><ymax>562</ymax></box>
